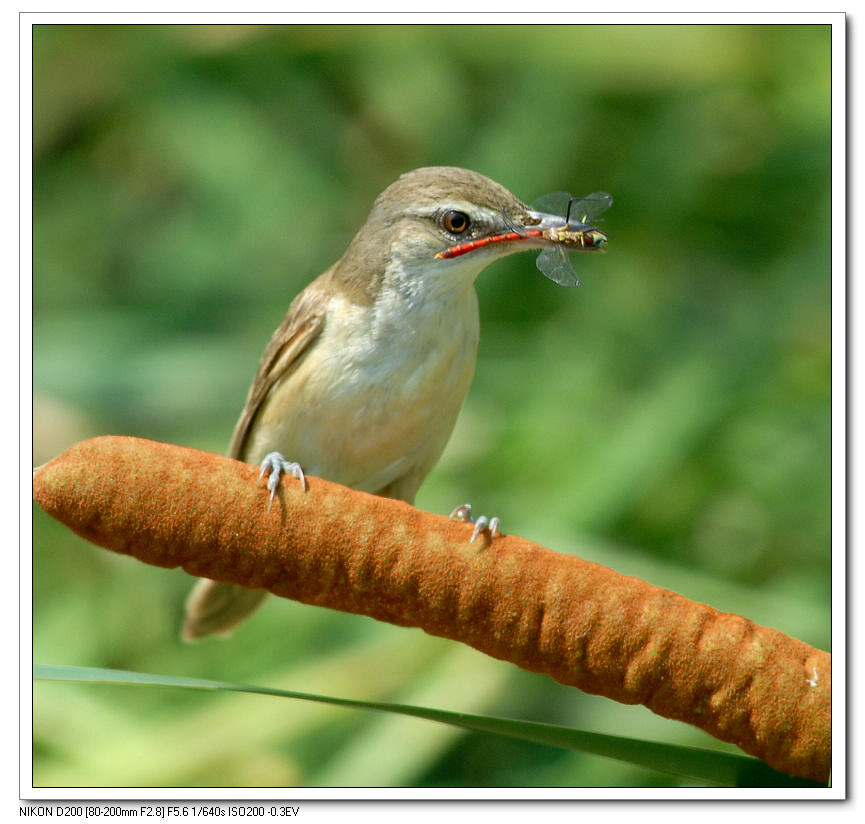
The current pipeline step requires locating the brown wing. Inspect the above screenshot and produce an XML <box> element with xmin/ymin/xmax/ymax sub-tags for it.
<box><xmin>185</xmin><ymin>275</ymin><xmax>333</xmax><ymax>641</ymax></box>
<box><xmin>227</xmin><ymin>277</ymin><xmax>330</xmax><ymax>461</ymax></box>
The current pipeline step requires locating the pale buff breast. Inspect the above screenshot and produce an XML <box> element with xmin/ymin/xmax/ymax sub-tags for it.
<box><xmin>244</xmin><ymin>286</ymin><xmax>480</xmax><ymax>494</ymax></box>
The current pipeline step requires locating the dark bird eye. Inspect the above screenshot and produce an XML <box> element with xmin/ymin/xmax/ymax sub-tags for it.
<box><xmin>442</xmin><ymin>210</ymin><xmax>470</xmax><ymax>234</ymax></box>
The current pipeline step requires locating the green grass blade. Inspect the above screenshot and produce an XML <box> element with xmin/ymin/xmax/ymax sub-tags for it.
<box><xmin>34</xmin><ymin>664</ymin><xmax>821</xmax><ymax>788</ymax></box>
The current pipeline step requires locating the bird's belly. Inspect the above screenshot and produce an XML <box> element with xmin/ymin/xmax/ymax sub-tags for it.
<box><xmin>244</xmin><ymin>292</ymin><xmax>479</xmax><ymax>493</ymax></box>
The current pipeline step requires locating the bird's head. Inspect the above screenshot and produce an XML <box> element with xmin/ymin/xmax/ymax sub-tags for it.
<box><xmin>333</xmin><ymin>166</ymin><xmax>607</xmax><ymax>302</ymax></box>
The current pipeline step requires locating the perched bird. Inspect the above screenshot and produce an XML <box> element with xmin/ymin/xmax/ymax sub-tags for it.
<box><xmin>183</xmin><ymin>166</ymin><xmax>606</xmax><ymax>640</ymax></box>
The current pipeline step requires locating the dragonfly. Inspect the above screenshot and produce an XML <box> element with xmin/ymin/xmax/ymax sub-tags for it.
<box><xmin>529</xmin><ymin>190</ymin><xmax>613</xmax><ymax>287</ymax></box>
<box><xmin>435</xmin><ymin>190</ymin><xmax>612</xmax><ymax>288</ymax></box>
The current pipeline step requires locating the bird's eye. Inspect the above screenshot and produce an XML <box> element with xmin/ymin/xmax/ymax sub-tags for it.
<box><xmin>442</xmin><ymin>210</ymin><xmax>470</xmax><ymax>234</ymax></box>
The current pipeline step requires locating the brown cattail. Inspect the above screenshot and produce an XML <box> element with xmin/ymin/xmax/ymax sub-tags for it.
<box><xmin>33</xmin><ymin>436</ymin><xmax>830</xmax><ymax>782</ymax></box>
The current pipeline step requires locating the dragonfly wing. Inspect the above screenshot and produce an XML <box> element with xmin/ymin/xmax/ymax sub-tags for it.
<box><xmin>536</xmin><ymin>247</ymin><xmax>580</xmax><ymax>287</ymax></box>
<box><xmin>531</xmin><ymin>191</ymin><xmax>574</xmax><ymax>216</ymax></box>
<box><xmin>571</xmin><ymin>192</ymin><xmax>614</xmax><ymax>223</ymax></box>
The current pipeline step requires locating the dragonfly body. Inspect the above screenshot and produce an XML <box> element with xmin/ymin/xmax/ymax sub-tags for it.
<box><xmin>541</xmin><ymin>224</ymin><xmax>607</xmax><ymax>249</ymax></box>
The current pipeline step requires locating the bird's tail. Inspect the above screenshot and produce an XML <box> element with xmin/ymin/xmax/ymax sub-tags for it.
<box><xmin>182</xmin><ymin>579</ymin><xmax>268</xmax><ymax>641</ymax></box>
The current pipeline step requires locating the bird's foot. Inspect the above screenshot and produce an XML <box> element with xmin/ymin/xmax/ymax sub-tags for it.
<box><xmin>449</xmin><ymin>503</ymin><xmax>500</xmax><ymax>543</ymax></box>
<box><xmin>259</xmin><ymin>452</ymin><xmax>307</xmax><ymax>507</ymax></box>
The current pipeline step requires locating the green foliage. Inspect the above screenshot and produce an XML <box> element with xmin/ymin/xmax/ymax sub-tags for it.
<box><xmin>36</xmin><ymin>665</ymin><xmax>823</xmax><ymax>788</ymax></box>
<box><xmin>33</xmin><ymin>23</ymin><xmax>831</xmax><ymax>788</ymax></box>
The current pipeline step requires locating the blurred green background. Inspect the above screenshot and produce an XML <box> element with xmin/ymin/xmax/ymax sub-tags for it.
<box><xmin>32</xmin><ymin>23</ymin><xmax>831</xmax><ymax>788</ymax></box>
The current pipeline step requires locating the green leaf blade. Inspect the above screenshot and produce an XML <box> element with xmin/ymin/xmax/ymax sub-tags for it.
<box><xmin>34</xmin><ymin>664</ymin><xmax>822</xmax><ymax>788</ymax></box>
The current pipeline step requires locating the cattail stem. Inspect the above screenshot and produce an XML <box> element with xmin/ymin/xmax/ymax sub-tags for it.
<box><xmin>33</xmin><ymin>436</ymin><xmax>830</xmax><ymax>782</ymax></box>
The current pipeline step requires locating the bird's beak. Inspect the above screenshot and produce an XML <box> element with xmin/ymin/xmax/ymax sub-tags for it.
<box><xmin>435</xmin><ymin>209</ymin><xmax>607</xmax><ymax>261</ymax></box>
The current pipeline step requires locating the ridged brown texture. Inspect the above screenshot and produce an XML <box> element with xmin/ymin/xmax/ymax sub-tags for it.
<box><xmin>33</xmin><ymin>436</ymin><xmax>831</xmax><ymax>782</ymax></box>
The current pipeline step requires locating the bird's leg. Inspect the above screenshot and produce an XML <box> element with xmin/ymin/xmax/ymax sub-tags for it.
<box><xmin>259</xmin><ymin>452</ymin><xmax>307</xmax><ymax>506</ymax></box>
<box><xmin>449</xmin><ymin>503</ymin><xmax>500</xmax><ymax>543</ymax></box>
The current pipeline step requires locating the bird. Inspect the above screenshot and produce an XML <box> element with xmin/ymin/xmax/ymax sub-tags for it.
<box><xmin>182</xmin><ymin>166</ymin><xmax>606</xmax><ymax>640</ymax></box>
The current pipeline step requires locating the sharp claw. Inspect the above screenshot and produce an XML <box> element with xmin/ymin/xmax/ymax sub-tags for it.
<box><xmin>451</xmin><ymin>503</ymin><xmax>500</xmax><ymax>543</ymax></box>
<box><xmin>293</xmin><ymin>465</ymin><xmax>307</xmax><ymax>492</ymax></box>
<box><xmin>470</xmin><ymin>516</ymin><xmax>489</xmax><ymax>544</ymax></box>
<box><xmin>449</xmin><ymin>503</ymin><xmax>473</xmax><ymax>522</ymax></box>
<box><xmin>258</xmin><ymin>452</ymin><xmax>307</xmax><ymax>504</ymax></box>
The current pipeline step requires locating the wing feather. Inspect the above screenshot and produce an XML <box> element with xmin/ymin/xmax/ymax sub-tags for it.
<box><xmin>227</xmin><ymin>279</ymin><xmax>330</xmax><ymax>461</ymax></box>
